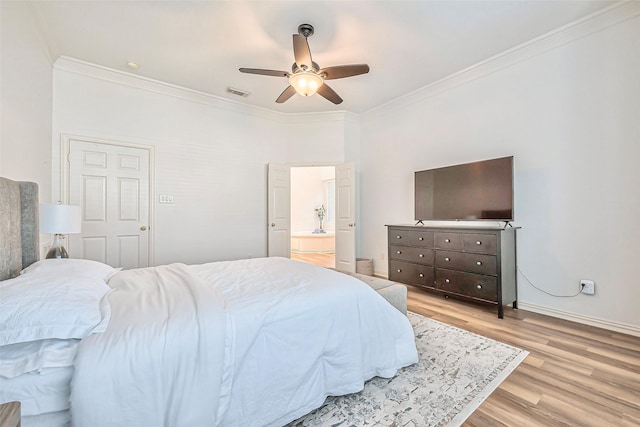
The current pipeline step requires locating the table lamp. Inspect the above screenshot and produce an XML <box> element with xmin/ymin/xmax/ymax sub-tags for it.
<box><xmin>40</xmin><ymin>203</ymin><xmax>82</xmax><ymax>259</ymax></box>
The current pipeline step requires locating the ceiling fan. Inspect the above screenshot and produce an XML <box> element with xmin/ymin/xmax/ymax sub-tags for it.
<box><xmin>239</xmin><ymin>24</ymin><xmax>370</xmax><ymax>105</ymax></box>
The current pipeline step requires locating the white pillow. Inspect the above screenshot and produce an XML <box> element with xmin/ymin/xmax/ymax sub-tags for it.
<box><xmin>0</xmin><ymin>366</ymin><xmax>73</xmax><ymax>416</ymax></box>
<box><xmin>0</xmin><ymin>339</ymin><xmax>80</xmax><ymax>379</ymax></box>
<box><xmin>21</xmin><ymin>258</ymin><xmax>121</xmax><ymax>282</ymax></box>
<box><xmin>0</xmin><ymin>273</ymin><xmax>113</xmax><ymax>346</ymax></box>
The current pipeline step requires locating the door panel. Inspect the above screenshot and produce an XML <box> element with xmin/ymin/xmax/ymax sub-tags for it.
<box><xmin>118</xmin><ymin>178</ymin><xmax>140</xmax><ymax>220</ymax></box>
<box><xmin>68</xmin><ymin>139</ymin><xmax>150</xmax><ymax>269</ymax></box>
<box><xmin>267</xmin><ymin>164</ymin><xmax>291</xmax><ymax>257</ymax></box>
<box><xmin>335</xmin><ymin>163</ymin><xmax>356</xmax><ymax>273</ymax></box>
<box><xmin>83</xmin><ymin>176</ymin><xmax>106</xmax><ymax>221</ymax></box>
<box><xmin>118</xmin><ymin>235</ymin><xmax>140</xmax><ymax>270</ymax></box>
<box><xmin>81</xmin><ymin>237</ymin><xmax>107</xmax><ymax>263</ymax></box>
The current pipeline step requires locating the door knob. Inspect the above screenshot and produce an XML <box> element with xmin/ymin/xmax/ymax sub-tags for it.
<box><xmin>348</xmin><ymin>223</ymin><xmax>355</xmax><ymax>227</ymax></box>
<box><xmin>140</xmin><ymin>226</ymin><xmax>147</xmax><ymax>231</ymax></box>
<box><xmin>271</xmin><ymin>223</ymin><xmax>276</xmax><ymax>227</ymax></box>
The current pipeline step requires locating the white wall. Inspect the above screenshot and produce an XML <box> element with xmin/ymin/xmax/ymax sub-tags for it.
<box><xmin>291</xmin><ymin>166</ymin><xmax>335</xmax><ymax>233</ymax></box>
<box><xmin>359</xmin><ymin>15</ymin><xmax>640</xmax><ymax>330</ymax></box>
<box><xmin>0</xmin><ymin>2</ymin><xmax>53</xmax><ymax>202</ymax></box>
<box><xmin>51</xmin><ymin>60</ymin><xmax>346</xmax><ymax>266</ymax></box>
<box><xmin>284</xmin><ymin>114</ymin><xmax>349</xmax><ymax>164</ymax></box>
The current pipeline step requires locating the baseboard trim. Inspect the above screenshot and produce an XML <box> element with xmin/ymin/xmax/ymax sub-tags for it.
<box><xmin>518</xmin><ymin>302</ymin><xmax>640</xmax><ymax>338</ymax></box>
<box><xmin>376</xmin><ymin>270</ymin><xmax>640</xmax><ymax>337</ymax></box>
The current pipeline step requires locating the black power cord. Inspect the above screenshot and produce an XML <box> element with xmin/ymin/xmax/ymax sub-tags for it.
<box><xmin>518</xmin><ymin>267</ymin><xmax>583</xmax><ymax>298</ymax></box>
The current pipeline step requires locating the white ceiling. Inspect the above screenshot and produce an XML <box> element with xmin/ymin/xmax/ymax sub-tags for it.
<box><xmin>33</xmin><ymin>0</ymin><xmax>615</xmax><ymax>114</ymax></box>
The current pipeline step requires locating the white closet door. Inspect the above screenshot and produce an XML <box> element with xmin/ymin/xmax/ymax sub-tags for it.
<box><xmin>335</xmin><ymin>162</ymin><xmax>356</xmax><ymax>273</ymax></box>
<box><xmin>267</xmin><ymin>163</ymin><xmax>291</xmax><ymax>258</ymax></box>
<box><xmin>68</xmin><ymin>139</ymin><xmax>150</xmax><ymax>269</ymax></box>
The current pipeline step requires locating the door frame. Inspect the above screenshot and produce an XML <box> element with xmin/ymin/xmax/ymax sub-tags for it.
<box><xmin>281</xmin><ymin>162</ymin><xmax>356</xmax><ymax>271</ymax></box>
<box><xmin>60</xmin><ymin>133</ymin><xmax>155</xmax><ymax>266</ymax></box>
<box><xmin>288</xmin><ymin>162</ymin><xmax>340</xmax><ymax>252</ymax></box>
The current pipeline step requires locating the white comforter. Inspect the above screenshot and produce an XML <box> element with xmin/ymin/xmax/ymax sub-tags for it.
<box><xmin>70</xmin><ymin>257</ymin><xmax>418</xmax><ymax>426</ymax></box>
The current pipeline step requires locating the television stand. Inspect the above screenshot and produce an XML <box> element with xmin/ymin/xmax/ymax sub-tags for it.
<box><xmin>386</xmin><ymin>224</ymin><xmax>519</xmax><ymax>319</ymax></box>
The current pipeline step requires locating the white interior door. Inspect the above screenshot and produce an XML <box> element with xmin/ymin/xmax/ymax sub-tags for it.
<box><xmin>335</xmin><ymin>162</ymin><xmax>356</xmax><ymax>273</ymax></box>
<box><xmin>67</xmin><ymin>139</ymin><xmax>150</xmax><ymax>269</ymax></box>
<box><xmin>267</xmin><ymin>164</ymin><xmax>291</xmax><ymax>257</ymax></box>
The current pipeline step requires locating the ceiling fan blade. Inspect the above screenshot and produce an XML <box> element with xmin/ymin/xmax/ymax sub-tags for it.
<box><xmin>276</xmin><ymin>85</ymin><xmax>297</xmax><ymax>103</ymax></box>
<box><xmin>292</xmin><ymin>34</ymin><xmax>313</xmax><ymax>70</ymax></box>
<box><xmin>239</xmin><ymin>68</ymin><xmax>289</xmax><ymax>78</ymax></box>
<box><xmin>317</xmin><ymin>84</ymin><xmax>343</xmax><ymax>105</ymax></box>
<box><xmin>319</xmin><ymin>64</ymin><xmax>370</xmax><ymax>80</ymax></box>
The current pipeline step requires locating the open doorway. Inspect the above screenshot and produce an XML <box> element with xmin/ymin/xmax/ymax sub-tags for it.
<box><xmin>290</xmin><ymin>166</ymin><xmax>335</xmax><ymax>268</ymax></box>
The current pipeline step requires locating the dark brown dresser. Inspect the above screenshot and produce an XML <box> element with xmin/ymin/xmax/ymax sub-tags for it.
<box><xmin>387</xmin><ymin>225</ymin><xmax>518</xmax><ymax>318</ymax></box>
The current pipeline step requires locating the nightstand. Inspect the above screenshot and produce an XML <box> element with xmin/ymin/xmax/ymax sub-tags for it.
<box><xmin>0</xmin><ymin>402</ymin><xmax>20</xmax><ymax>427</ymax></box>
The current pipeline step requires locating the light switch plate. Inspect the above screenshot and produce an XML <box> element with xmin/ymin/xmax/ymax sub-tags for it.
<box><xmin>159</xmin><ymin>194</ymin><xmax>174</xmax><ymax>204</ymax></box>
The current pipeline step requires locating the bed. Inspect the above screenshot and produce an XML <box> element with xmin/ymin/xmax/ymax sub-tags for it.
<box><xmin>0</xmin><ymin>177</ymin><xmax>418</xmax><ymax>426</ymax></box>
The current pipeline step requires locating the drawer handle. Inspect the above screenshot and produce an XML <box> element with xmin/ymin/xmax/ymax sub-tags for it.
<box><xmin>419</xmin><ymin>273</ymin><xmax>424</xmax><ymax>278</ymax></box>
<box><xmin>419</xmin><ymin>253</ymin><xmax>424</xmax><ymax>258</ymax></box>
<box><xmin>396</xmin><ymin>250</ymin><xmax>401</xmax><ymax>254</ymax></box>
<box><xmin>477</xmin><ymin>284</ymin><xmax>483</xmax><ymax>289</ymax></box>
<box><xmin>445</xmin><ymin>238</ymin><xmax>450</xmax><ymax>243</ymax></box>
<box><xmin>418</xmin><ymin>237</ymin><xmax>424</xmax><ymax>241</ymax></box>
<box><xmin>476</xmin><ymin>241</ymin><xmax>482</xmax><ymax>245</ymax></box>
<box><xmin>445</xmin><ymin>279</ymin><xmax>450</xmax><ymax>284</ymax></box>
<box><xmin>396</xmin><ymin>235</ymin><xmax>401</xmax><ymax>239</ymax></box>
<box><xmin>445</xmin><ymin>257</ymin><xmax>450</xmax><ymax>262</ymax></box>
<box><xmin>397</xmin><ymin>269</ymin><xmax>402</xmax><ymax>273</ymax></box>
<box><xmin>476</xmin><ymin>261</ymin><xmax>482</xmax><ymax>266</ymax></box>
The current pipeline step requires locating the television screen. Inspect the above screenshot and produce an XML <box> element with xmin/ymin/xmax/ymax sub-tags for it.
<box><xmin>415</xmin><ymin>156</ymin><xmax>513</xmax><ymax>221</ymax></box>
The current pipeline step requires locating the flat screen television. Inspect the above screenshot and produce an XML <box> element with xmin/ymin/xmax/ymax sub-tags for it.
<box><xmin>415</xmin><ymin>156</ymin><xmax>514</xmax><ymax>221</ymax></box>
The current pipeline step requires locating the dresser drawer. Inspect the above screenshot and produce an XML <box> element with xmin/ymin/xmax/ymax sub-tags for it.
<box><xmin>434</xmin><ymin>232</ymin><xmax>464</xmax><ymax>250</ymax></box>
<box><xmin>435</xmin><ymin>250</ymin><xmax>497</xmax><ymax>275</ymax></box>
<box><xmin>435</xmin><ymin>269</ymin><xmax>498</xmax><ymax>302</ymax></box>
<box><xmin>463</xmin><ymin>233</ymin><xmax>497</xmax><ymax>255</ymax></box>
<box><xmin>389</xmin><ymin>245</ymin><xmax>434</xmax><ymax>265</ymax></box>
<box><xmin>389</xmin><ymin>261</ymin><xmax>434</xmax><ymax>288</ymax></box>
<box><xmin>389</xmin><ymin>229</ymin><xmax>434</xmax><ymax>247</ymax></box>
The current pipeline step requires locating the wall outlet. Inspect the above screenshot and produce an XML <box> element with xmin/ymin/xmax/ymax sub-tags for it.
<box><xmin>580</xmin><ymin>279</ymin><xmax>595</xmax><ymax>295</ymax></box>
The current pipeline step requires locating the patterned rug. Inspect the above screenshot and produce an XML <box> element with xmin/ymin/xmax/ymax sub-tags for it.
<box><xmin>288</xmin><ymin>312</ymin><xmax>528</xmax><ymax>427</ymax></box>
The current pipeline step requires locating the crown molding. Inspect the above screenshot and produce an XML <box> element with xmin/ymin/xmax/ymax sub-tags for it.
<box><xmin>53</xmin><ymin>56</ymin><xmax>355</xmax><ymax>125</ymax></box>
<box><xmin>362</xmin><ymin>1</ymin><xmax>640</xmax><ymax>119</ymax></box>
<box><xmin>49</xmin><ymin>1</ymin><xmax>640</xmax><ymax>124</ymax></box>
<box><xmin>54</xmin><ymin>56</ymin><xmax>290</xmax><ymax>122</ymax></box>
<box><xmin>281</xmin><ymin>110</ymin><xmax>355</xmax><ymax>124</ymax></box>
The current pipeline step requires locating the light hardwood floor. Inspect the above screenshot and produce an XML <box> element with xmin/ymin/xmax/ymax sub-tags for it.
<box><xmin>407</xmin><ymin>286</ymin><xmax>640</xmax><ymax>426</ymax></box>
<box><xmin>291</xmin><ymin>252</ymin><xmax>335</xmax><ymax>269</ymax></box>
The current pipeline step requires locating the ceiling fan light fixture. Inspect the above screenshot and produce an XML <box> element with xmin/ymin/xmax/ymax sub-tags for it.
<box><xmin>289</xmin><ymin>71</ymin><xmax>323</xmax><ymax>97</ymax></box>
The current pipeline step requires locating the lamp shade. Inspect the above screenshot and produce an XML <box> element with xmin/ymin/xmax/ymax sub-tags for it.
<box><xmin>289</xmin><ymin>71</ymin><xmax>324</xmax><ymax>97</ymax></box>
<box><xmin>39</xmin><ymin>204</ymin><xmax>82</xmax><ymax>234</ymax></box>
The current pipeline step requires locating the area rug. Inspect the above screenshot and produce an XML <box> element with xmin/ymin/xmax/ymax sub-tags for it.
<box><xmin>288</xmin><ymin>312</ymin><xmax>528</xmax><ymax>427</ymax></box>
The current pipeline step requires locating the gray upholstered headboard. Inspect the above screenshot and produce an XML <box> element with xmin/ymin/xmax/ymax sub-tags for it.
<box><xmin>0</xmin><ymin>177</ymin><xmax>39</xmax><ymax>280</ymax></box>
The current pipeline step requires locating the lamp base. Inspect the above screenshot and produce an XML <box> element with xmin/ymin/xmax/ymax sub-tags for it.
<box><xmin>45</xmin><ymin>234</ymin><xmax>69</xmax><ymax>259</ymax></box>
